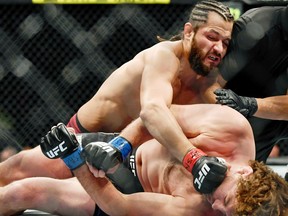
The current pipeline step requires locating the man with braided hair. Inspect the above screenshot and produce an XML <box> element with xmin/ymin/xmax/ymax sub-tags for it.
<box><xmin>62</xmin><ymin>0</ymin><xmax>234</xmax><ymax>194</ymax></box>
<box><xmin>0</xmin><ymin>0</ymin><xmax>234</xmax><ymax>194</ymax></box>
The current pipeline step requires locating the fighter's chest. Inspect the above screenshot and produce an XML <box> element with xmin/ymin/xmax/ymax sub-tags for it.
<box><xmin>171</xmin><ymin>78</ymin><xmax>212</xmax><ymax>104</ymax></box>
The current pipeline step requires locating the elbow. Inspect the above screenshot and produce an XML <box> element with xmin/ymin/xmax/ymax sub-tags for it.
<box><xmin>139</xmin><ymin>102</ymin><xmax>161</xmax><ymax>123</ymax></box>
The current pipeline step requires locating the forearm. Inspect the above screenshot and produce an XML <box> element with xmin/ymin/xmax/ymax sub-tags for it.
<box><xmin>255</xmin><ymin>95</ymin><xmax>288</xmax><ymax>120</ymax></box>
<box><xmin>140</xmin><ymin>104</ymin><xmax>192</xmax><ymax>162</ymax></box>
<box><xmin>75</xmin><ymin>165</ymin><xmax>190</xmax><ymax>216</ymax></box>
<box><xmin>73</xmin><ymin>165</ymin><xmax>128</xmax><ymax>216</ymax></box>
<box><xmin>119</xmin><ymin>118</ymin><xmax>153</xmax><ymax>147</ymax></box>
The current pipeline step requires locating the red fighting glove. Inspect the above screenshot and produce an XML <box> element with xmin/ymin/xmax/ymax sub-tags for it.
<box><xmin>182</xmin><ymin>148</ymin><xmax>227</xmax><ymax>194</ymax></box>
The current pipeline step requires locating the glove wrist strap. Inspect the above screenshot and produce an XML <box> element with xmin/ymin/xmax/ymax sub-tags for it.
<box><xmin>62</xmin><ymin>147</ymin><xmax>85</xmax><ymax>170</ymax></box>
<box><xmin>109</xmin><ymin>136</ymin><xmax>132</xmax><ymax>160</ymax></box>
<box><xmin>182</xmin><ymin>148</ymin><xmax>207</xmax><ymax>173</ymax></box>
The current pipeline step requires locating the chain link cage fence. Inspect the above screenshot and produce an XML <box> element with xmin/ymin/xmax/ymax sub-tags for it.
<box><xmin>0</xmin><ymin>1</ymin><xmax>288</xmax><ymax>156</ymax></box>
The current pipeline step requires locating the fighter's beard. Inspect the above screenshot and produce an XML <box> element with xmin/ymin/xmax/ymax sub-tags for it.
<box><xmin>189</xmin><ymin>41</ymin><xmax>215</xmax><ymax>77</ymax></box>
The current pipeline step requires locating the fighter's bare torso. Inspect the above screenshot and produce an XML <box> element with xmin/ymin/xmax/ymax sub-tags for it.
<box><xmin>77</xmin><ymin>40</ymin><xmax>218</xmax><ymax>132</ymax></box>
<box><xmin>135</xmin><ymin>104</ymin><xmax>255</xmax><ymax>215</ymax></box>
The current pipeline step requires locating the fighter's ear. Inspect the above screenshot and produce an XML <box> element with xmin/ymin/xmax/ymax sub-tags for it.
<box><xmin>184</xmin><ymin>22</ymin><xmax>193</xmax><ymax>36</ymax></box>
<box><xmin>236</xmin><ymin>166</ymin><xmax>253</xmax><ymax>179</ymax></box>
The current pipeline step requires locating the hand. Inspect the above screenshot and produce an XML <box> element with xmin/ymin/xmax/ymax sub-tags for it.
<box><xmin>40</xmin><ymin>123</ymin><xmax>85</xmax><ymax>170</ymax></box>
<box><xmin>81</xmin><ymin>141</ymin><xmax>123</xmax><ymax>173</ymax></box>
<box><xmin>182</xmin><ymin>148</ymin><xmax>227</xmax><ymax>194</ymax></box>
<box><xmin>87</xmin><ymin>163</ymin><xmax>106</xmax><ymax>178</ymax></box>
<box><xmin>214</xmin><ymin>89</ymin><xmax>258</xmax><ymax>117</ymax></box>
<box><xmin>41</xmin><ymin>123</ymin><xmax>79</xmax><ymax>159</ymax></box>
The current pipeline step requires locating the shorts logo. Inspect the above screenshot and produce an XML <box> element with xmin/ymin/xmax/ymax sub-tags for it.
<box><xmin>194</xmin><ymin>164</ymin><xmax>210</xmax><ymax>190</ymax></box>
<box><xmin>46</xmin><ymin>141</ymin><xmax>67</xmax><ymax>158</ymax></box>
<box><xmin>129</xmin><ymin>155</ymin><xmax>136</xmax><ymax>176</ymax></box>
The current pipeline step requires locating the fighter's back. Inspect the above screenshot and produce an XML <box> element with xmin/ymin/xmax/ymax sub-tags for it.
<box><xmin>136</xmin><ymin>104</ymin><xmax>255</xmax><ymax>195</ymax></box>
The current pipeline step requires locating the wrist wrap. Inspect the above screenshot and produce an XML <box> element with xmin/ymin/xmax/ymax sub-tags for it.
<box><xmin>62</xmin><ymin>147</ymin><xmax>85</xmax><ymax>170</ymax></box>
<box><xmin>182</xmin><ymin>148</ymin><xmax>207</xmax><ymax>172</ymax></box>
<box><xmin>109</xmin><ymin>136</ymin><xmax>132</xmax><ymax>160</ymax></box>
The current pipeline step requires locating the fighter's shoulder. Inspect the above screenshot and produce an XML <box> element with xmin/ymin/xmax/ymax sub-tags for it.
<box><xmin>142</xmin><ymin>41</ymin><xmax>181</xmax><ymax>62</ymax></box>
<box><xmin>144</xmin><ymin>40</ymin><xmax>178</xmax><ymax>54</ymax></box>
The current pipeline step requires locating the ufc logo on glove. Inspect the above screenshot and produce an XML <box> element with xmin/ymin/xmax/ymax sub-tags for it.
<box><xmin>194</xmin><ymin>163</ymin><xmax>210</xmax><ymax>190</ymax></box>
<box><xmin>96</xmin><ymin>142</ymin><xmax>115</xmax><ymax>153</ymax></box>
<box><xmin>46</xmin><ymin>141</ymin><xmax>68</xmax><ymax>158</ymax></box>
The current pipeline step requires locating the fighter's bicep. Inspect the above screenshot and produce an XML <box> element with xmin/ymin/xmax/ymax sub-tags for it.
<box><xmin>141</xmin><ymin>74</ymin><xmax>174</xmax><ymax>106</ymax></box>
<box><xmin>140</xmin><ymin>49</ymin><xmax>179</xmax><ymax>105</ymax></box>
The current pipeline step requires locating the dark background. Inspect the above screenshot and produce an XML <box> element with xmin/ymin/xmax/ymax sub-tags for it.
<box><xmin>0</xmin><ymin>1</ymin><xmax>287</xmax><ymax>155</ymax></box>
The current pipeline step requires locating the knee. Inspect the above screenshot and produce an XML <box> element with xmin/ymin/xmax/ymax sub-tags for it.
<box><xmin>5</xmin><ymin>181</ymin><xmax>26</xmax><ymax>203</ymax></box>
<box><xmin>4</xmin><ymin>179</ymin><xmax>43</xmax><ymax>205</ymax></box>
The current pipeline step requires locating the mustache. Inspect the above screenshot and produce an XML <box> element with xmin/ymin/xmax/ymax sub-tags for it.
<box><xmin>189</xmin><ymin>43</ymin><xmax>219</xmax><ymax>76</ymax></box>
<box><xmin>189</xmin><ymin>49</ymin><xmax>209</xmax><ymax>76</ymax></box>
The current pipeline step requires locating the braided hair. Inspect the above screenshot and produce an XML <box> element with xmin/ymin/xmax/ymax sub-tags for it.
<box><xmin>158</xmin><ymin>0</ymin><xmax>234</xmax><ymax>41</ymax></box>
<box><xmin>190</xmin><ymin>0</ymin><xmax>234</xmax><ymax>24</ymax></box>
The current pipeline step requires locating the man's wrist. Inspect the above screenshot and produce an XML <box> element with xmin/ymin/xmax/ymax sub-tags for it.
<box><xmin>62</xmin><ymin>147</ymin><xmax>85</xmax><ymax>170</ymax></box>
<box><xmin>109</xmin><ymin>136</ymin><xmax>132</xmax><ymax>160</ymax></box>
<box><xmin>248</xmin><ymin>97</ymin><xmax>258</xmax><ymax>117</ymax></box>
<box><xmin>182</xmin><ymin>148</ymin><xmax>207</xmax><ymax>172</ymax></box>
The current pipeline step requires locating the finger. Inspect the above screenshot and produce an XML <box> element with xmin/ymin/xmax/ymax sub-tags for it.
<box><xmin>87</xmin><ymin>162</ymin><xmax>101</xmax><ymax>176</ymax></box>
<box><xmin>50</xmin><ymin>126</ymin><xmax>61</xmax><ymax>141</ymax></box>
<box><xmin>217</xmin><ymin>99</ymin><xmax>227</xmax><ymax>104</ymax></box>
<box><xmin>214</xmin><ymin>89</ymin><xmax>226</xmax><ymax>95</ymax></box>
<box><xmin>99</xmin><ymin>170</ymin><xmax>106</xmax><ymax>178</ymax></box>
<box><xmin>107</xmin><ymin>164</ymin><xmax>120</xmax><ymax>174</ymax></box>
<box><xmin>218</xmin><ymin>100</ymin><xmax>237</xmax><ymax>107</ymax></box>
<box><xmin>57</xmin><ymin>123</ymin><xmax>71</xmax><ymax>139</ymax></box>
<box><xmin>215</xmin><ymin>96</ymin><xmax>229</xmax><ymax>101</ymax></box>
<box><xmin>45</xmin><ymin>131</ymin><xmax>56</xmax><ymax>146</ymax></box>
<box><xmin>216</xmin><ymin>157</ymin><xmax>226</xmax><ymax>165</ymax></box>
<box><xmin>87</xmin><ymin>162</ymin><xmax>94</xmax><ymax>171</ymax></box>
<box><xmin>203</xmin><ymin>172</ymin><xmax>225</xmax><ymax>182</ymax></box>
<box><xmin>67</xmin><ymin>127</ymin><xmax>76</xmax><ymax>134</ymax></box>
<box><xmin>211</xmin><ymin>162</ymin><xmax>227</xmax><ymax>174</ymax></box>
<box><xmin>57</xmin><ymin>122</ymin><xmax>64</xmax><ymax>127</ymax></box>
<box><xmin>217</xmin><ymin>99</ymin><xmax>232</xmax><ymax>105</ymax></box>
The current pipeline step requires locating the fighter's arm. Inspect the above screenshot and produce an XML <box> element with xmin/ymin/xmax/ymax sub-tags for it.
<box><xmin>74</xmin><ymin>164</ymin><xmax>194</xmax><ymax>216</ymax></box>
<box><xmin>214</xmin><ymin>87</ymin><xmax>288</xmax><ymax>120</ymax></box>
<box><xmin>254</xmin><ymin>93</ymin><xmax>288</xmax><ymax>120</ymax></box>
<box><xmin>39</xmin><ymin>125</ymin><xmax>193</xmax><ymax>215</ymax></box>
<box><xmin>138</xmin><ymin>46</ymin><xmax>192</xmax><ymax>161</ymax></box>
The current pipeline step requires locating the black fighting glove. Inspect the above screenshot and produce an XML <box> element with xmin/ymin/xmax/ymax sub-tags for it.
<box><xmin>40</xmin><ymin>123</ymin><xmax>85</xmax><ymax>170</ymax></box>
<box><xmin>214</xmin><ymin>89</ymin><xmax>258</xmax><ymax>118</ymax></box>
<box><xmin>81</xmin><ymin>136</ymin><xmax>132</xmax><ymax>172</ymax></box>
<box><xmin>81</xmin><ymin>141</ymin><xmax>123</xmax><ymax>172</ymax></box>
<box><xmin>182</xmin><ymin>148</ymin><xmax>227</xmax><ymax>194</ymax></box>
